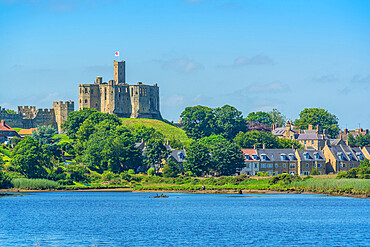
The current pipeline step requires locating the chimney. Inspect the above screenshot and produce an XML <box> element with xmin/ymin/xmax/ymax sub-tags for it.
<box><xmin>0</xmin><ymin>120</ymin><xmax>4</xmax><ymax>126</ymax></box>
<box><xmin>308</xmin><ymin>125</ymin><xmax>313</xmax><ymax>130</ymax></box>
<box><xmin>263</xmin><ymin>143</ymin><xmax>266</xmax><ymax>149</ymax></box>
<box><xmin>344</xmin><ymin>128</ymin><xmax>348</xmax><ymax>134</ymax></box>
<box><xmin>253</xmin><ymin>144</ymin><xmax>256</xmax><ymax>149</ymax></box>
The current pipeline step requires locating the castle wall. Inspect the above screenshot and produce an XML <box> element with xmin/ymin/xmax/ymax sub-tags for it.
<box><xmin>79</xmin><ymin>84</ymin><xmax>100</xmax><ymax>111</ymax></box>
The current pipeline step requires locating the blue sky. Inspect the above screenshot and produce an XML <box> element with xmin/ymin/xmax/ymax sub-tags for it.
<box><xmin>0</xmin><ymin>0</ymin><xmax>369</xmax><ymax>129</ymax></box>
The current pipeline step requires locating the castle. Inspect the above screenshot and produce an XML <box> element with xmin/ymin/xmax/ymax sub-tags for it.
<box><xmin>78</xmin><ymin>60</ymin><xmax>162</xmax><ymax>119</ymax></box>
<box><xmin>0</xmin><ymin>101</ymin><xmax>74</xmax><ymax>134</ymax></box>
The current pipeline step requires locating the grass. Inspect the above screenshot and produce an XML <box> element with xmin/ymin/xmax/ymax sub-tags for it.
<box><xmin>11</xmin><ymin>178</ymin><xmax>60</xmax><ymax>190</ymax></box>
<box><xmin>53</xmin><ymin>134</ymin><xmax>73</xmax><ymax>144</ymax></box>
<box><xmin>13</xmin><ymin>128</ymin><xmax>22</xmax><ymax>133</ymax></box>
<box><xmin>121</xmin><ymin>118</ymin><xmax>191</xmax><ymax>146</ymax></box>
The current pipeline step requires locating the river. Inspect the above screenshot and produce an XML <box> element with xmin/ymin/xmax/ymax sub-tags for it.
<box><xmin>0</xmin><ymin>192</ymin><xmax>369</xmax><ymax>246</ymax></box>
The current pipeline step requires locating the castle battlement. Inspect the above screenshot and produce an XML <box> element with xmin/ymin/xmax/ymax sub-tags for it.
<box><xmin>78</xmin><ymin>60</ymin><xmax>162</xmax><ymax>120</ymax></box>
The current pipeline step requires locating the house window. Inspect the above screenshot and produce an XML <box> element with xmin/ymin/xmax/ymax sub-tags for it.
<box><xmin>305</xmin><ymin>153</ymin><xmax>310</xmax><ymax>160</ymax></box>
<box><xmin>245</xmin><ymin>163</ymin><xmax>250</xmax><ymax>168</ymax></box>
<box><xmin>343</xmin><ymin>164</ymin><xmax>346</xmax><ymax>168</ymax></box>
<box><xmin>261</xmin><ymin>155</ymin><xmax>267</xmax><ymax>161</ymax></box>
<box><xmin>315</xmin><ymin>153</ymin><xmax>320</xmax><ymax>159</ymax></box>
<box><xmin>350</xmin><ymin>163</ymin><xmax>354</xmax><ymax>168</ymax></box>
<box><xmin>275</xmin><ymin>164</ymin><xmax>278</xmax><ymax>168</ymax></box>
<box><xmin>340</xmin><ymin>163</ymin><xmax>343</xmax><ymax>168</ymax></box>
<box><xmin>254</xmin><ymin>163</ymin><xmax>258</xmax><ymax>168</ymax></box>
<box><xmin>317</xmin><ymin>164</ymin><xmax>321</xmax><ymax>168</ymax></box>
<box><xmin>311</xmin><ymin>140</ymin><xmax>314</xmax><ymax>145</ymax></box>
<box><xmin>290</xmin><ymin>163</ymin><xmax>295</xmax><ymax>169</ymax></box>
<box><xmin>306</xmin><ymin>163</ymin><xmax>309</xmax><ymax>168</ymax></box>
<box><xmin>261</xmin><ymin>164</ymin><xmax>266</xmax><ymax>168</ymax></box>
<box><xmin>283</xmin><ymin>163</ymin><xmax>286</xmax><ymax>168</ymax></box>
<box><xmin>268</xmin><ymin>164</ymin><xmax>273</xmax><ymax>168</ymax></box>
<box><xmin>304</xmin><ymin>140</ymin><xmax>306</xmax><ymax>144</ymax></box>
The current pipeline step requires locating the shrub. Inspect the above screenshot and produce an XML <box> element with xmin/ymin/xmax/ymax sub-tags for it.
<box><xmin>128</xmin><ymin>169</ymin><xmax>135</xmax><ymax>175</ymax></box>
<box><xmin>311</xmin><ymin>168</ymin><xmax>319</xmax><ymax>175</ymax></box>
<box><xmin>163</xmin><ymin>159</ymin><xmax>181</xmax><ymax>178</ymax></box>
<box><xmin>147</xmin><ymin>168</ymin><xmax>155</xmax><ymax>176</ymax></box>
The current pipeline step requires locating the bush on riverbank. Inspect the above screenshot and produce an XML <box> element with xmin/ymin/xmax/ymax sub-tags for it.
<box><xmin>11</xmin><ymin>178</ymin><xmax>60</xmax><ymax>190</ymax></box>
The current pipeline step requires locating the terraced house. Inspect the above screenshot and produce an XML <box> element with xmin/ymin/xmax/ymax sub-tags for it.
<box><xmin>295</xmin><ymin>150</ymin><xmax>326</xmax><ymax>175</ymax></box>
<box><xmin>238</xmin><ymin>149</ymin><xmax>259</xmax><ymax>176</ymax></box>
<box><xmin>322</xmin><ymin>144</ymin><xmax>365</xmax><ymax>173</ymax></box>
<box><xmin>256</xmin><ymin>148</ymin><xmax>298</xmax><ymax>175</ymax></box>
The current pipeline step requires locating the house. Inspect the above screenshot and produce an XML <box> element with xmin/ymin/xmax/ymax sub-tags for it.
<box><xmin>256</xmin><ymin>148</ymin><xmax>299</xmax><ymax>175</ymax></box>
<box><xmin>361</xmin><ymin>147</ymin><xmax>370</xmax><ymax>160</ymax></box>
<box><xmin>295</xmin><ymin>150</ymin><xmax>326</xmax><ymax>175</ymax></box>
<box><xmin>322</xmin><ymin>144</ymin><xmax>363</xmax><ymax>173</ymax></box>
<box><xmin>338</xmin><ymin>128</ymin><xmax>369</xmax><ymax>142</ymax></box>
<box><xmin>18</xmin><ymin>128</ymin><xmax>37</xmax><ymax>138</ymax></box>
<box><xmin>0</xmin><ymin>120</ymin><xmax>20</xmax><ymax>143</ymax></box>
<box><xmin>237</xmin><ymin>149</ymin><xmax>259</xmax><ymax>176</ymax></box>
<box><xmin>272</xmin><ymin>121</ymin><xmax>330</xmax><ymax>150</ymax></box>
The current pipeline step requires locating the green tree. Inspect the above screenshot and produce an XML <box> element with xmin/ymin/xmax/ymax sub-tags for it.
<box><xmin>246</xmin><ymin>111</ymin><xmax>273</xmax><ymax>125</ymax></box>
<box><xmin>198</xmin><ymin>134</ymin><xmax>229</xmax><ymax>150</ymax></box>
<box><xmin>11</xmin><ymin>136</ymin><xmax>50</xmax><ymax>178</ymax></box>
<box><xmin>210</xmin><ymin>141</ymin><xmax>244</xmax><ymax>176</ymax></box>
<box><xmin>180</xmin><ymin>105</ymin><xmax>215</xmax><ymax>139</ymax></box>
<box><xmin>62</xmin><ymin>108</ymin><xmax>97</xmax><ymax>138</ymax></box>
<box><xmin>183</xmin><ymin>141</ymin><xmax>211</xmax><ymax>176</ymax></box>
<box><xmin>6</xmin><ymin>109</ymin><xmax>16</xmax><ymax>114</ymax></box>
<box><xmin>311</xmin><ymin>168</ymin><xmax>319</xmax><ymax>175</ymax></box>
<box><xmin>213</xmin><ymin>105</ymin><xmax>246</xmax><ymax>140</ymax></box>
<box><xmin>233</xmin><ymin>131</ymin><xmax>280</xmax><ymax>148</ymax></box>
<box><xmin>32</xmin><ymin>125</ymin><xmax>61</xmax><ymax>159</ymax></box>
<box><xmin>278</xmin><ymin>138</ymin><xmax>304</xmax><ymax>149</ymax></box>
<box><xmin>163</xmin><ymin>159</ymin><xmax>181</xmax><ymax>178</ymax></box>
<box><xmin>144</xmin><ymin>139</ymin><xmax>169</xmax><ymax>171</ymax></box>
<box><xmin>294</xmin><ymin>108</ymin><xmax>340</xmax><ymax>138</ymax></box>
<box><xmin>268</xmin><ymin>108</ymin><xmax>286</xmax><ymax>127</ymax></box>
<box><xmin>348</xmin><ymin>134</ymin><xmax>370</xmax><ymax>147</ymax></box>
<box><xmin>131</xmin><ymin>124</ymin><xmax>164</xmax><ymax>143</ymax></box>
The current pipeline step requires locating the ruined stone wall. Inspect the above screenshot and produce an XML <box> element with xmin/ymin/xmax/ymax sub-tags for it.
<box><xmin>18</xmin><ymin>106</ymin><xmax>36</xmax><ymax>119</ymax></box>
<box><xmin>0</xmin><ymin>107</ymin><xmax>24</xmax><ymax>128</ymax></box>
<box><xmin>53</xmin><ymin>100</ymin><xmax>75</xmax><ymax>133</ymax></box>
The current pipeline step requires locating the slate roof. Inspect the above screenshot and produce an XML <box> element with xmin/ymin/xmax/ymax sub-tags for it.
<box><xmin>328</xmin><ymin>145</ymin><xmax>360</xmax><ymax>162</ymax></box>
<box><xmin>168</xmin><ymin>150</ymin><xmax>186</xmax><ymax>163</ymax></box>
<box><xmin>271</xmin><ymin>127</ymin><xmax>286</xmax><ymax>136</ymax></box>
<box><xmin>296</xmin><ymin>150</ymin><xmax>324</xmax><ymax>161</ymax></box>
<box><xmin>256</xmin><ymin>149</ymin><xmax>297</xmax><ymax>162</ymax></box>
<box><xmin>297</xmin><ymin>133</ymin><xmax>329</xmax><ymax>140</ymax></box>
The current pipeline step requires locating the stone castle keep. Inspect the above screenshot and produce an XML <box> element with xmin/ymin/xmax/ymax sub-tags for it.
<box><xmin>0</xmin><ymin>101</ymin><xmax>74</xmax><ymax>134</ymax></box>
<box><xmin>79</xmin><ymin>60</ymin><xmax>162</xmax><ymax>119</ymax></box>
<box><xmin>0</xmin><ymin>60</ymin><xmax>162</xmax><ymax>134</ymax></box>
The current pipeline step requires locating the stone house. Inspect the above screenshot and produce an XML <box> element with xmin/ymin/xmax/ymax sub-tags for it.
<box><xmin>237</xmin><ymin>149</ymin><xmax>259</xmax><ymax>176</ymax></box>
<box><xmin>338</xmin><ymin>128</ymin><xmax>369</xmax><ymax>142</ymax></box>
<box><xmin>322</xmin><ymin>144</ymin><xmax>364</xmax><ymax>173</ymax></box>
<box><xmin>295</xmin><ymin>150</ymin><xmax>326</xmax><ymax>175</ymax></box>
<box><xmin>361</xmin><ymin>147</ymin><xmax>370</xmax><ymax>160</ymax></box>
<box><xmin>256</xmin><ymin>148</ymin><xmax>299</xmax><ymax>175</ymax></box>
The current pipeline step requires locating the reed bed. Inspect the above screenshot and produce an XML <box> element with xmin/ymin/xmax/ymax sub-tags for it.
<box><xmin>11</xmin><ymin>178</ymin><xmax>60</xmax><ymax>190</ymax></box>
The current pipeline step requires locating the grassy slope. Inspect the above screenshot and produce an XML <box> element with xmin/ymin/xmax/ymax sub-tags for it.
<box><xmin>121</xmin><ymin>118</ymin><xmax>191</xmax><ymax>146</ymax></box>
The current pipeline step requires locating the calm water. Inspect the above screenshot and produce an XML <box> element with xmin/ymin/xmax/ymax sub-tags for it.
<box><xmin>0</xmin><ymin>192</ymin><xmax>369</xmax><ymax>247</ymax></box>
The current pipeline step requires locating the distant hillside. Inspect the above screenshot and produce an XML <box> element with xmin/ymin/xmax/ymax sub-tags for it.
<box><xmin>121</xmin><ymin>118</ymin><xmax>191</xmax><ymax>148</ymax></box>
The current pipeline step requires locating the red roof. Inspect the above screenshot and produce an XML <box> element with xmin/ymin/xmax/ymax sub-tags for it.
<box><xmin>241</xmin><ymin>149</ymin><xmax>259</xmax><ymax>161</ymax></box>
<box><xmin>0</xmin><ymin>120</ymin><xmax>17</xmax><ymax>132</ymax></box>
<box><xmin>18</xmin><ymin>128</ymin><xmax>37</xmax><ymax>136</ymax></box>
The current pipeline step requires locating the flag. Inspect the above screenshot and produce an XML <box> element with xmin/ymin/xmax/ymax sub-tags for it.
<box><xmin>115</xmin><ymin>51</ymin><xmax>119</xmax><ymax>56</ymax></box>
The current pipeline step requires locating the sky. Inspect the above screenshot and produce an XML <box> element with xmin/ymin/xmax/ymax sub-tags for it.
<box><xmin>0</xmin><ymin>0</ymin><xmax>369</xmax><ymax>129</ymax></box>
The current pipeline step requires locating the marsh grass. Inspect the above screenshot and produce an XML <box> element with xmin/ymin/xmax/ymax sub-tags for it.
<box><xmin>11</xmin><ymin>178</ymin><xmax>60</xmax><ymax>190</ymax></box>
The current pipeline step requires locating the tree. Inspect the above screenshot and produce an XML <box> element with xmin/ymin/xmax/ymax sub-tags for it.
<box><xmin>198</xmin><ymin>134</ymin><xmax>229</xmax><ymax>150</ymax></box>
<box><xmin>278</xmin><ymin>138</ymin><xmax>304</xmax><ymax>149</ymax></box>
<box><xmin>210</xmin><ymin>141</ymin><xmax>244</xmax><ymax>176</ymax></box>
<box><xmin>311</xmin><ymin>168</ymin><xmax>319</xmax><ymax>175</ymax></box>
<box><xmin>11</xmin><ymin>136</ymin><xmax>50</xmax><ymax>178</ymax></box>
<box><xmin>213</xmin><ymin>105</ymin><xmax>246</xmax><ymax>140</ymax></box>
<box><xmin>163</xmin><ymin>159</ymin><xmax>181</xmax><ymax>178</ymax></box>
<box><xmin>180</xmin><ymin>105</ymin><xmax>215</xmax><ymax>139</ymax></box>
<box><xmin>348</xmin><ymin>134</ymin><xmax>370</xmax><ymax>147</ymax></box>
<box><xmin>294</xmin><ymin>108</ymin><xmax>340</xmax><ymax>138</ymax></box>
<box><xmin>233</xmin><ymin>131</ymin><xmax>280</xmax><ymax>149</ymax></box>
<box><xmin>268</xmin><ymin>108</ymin><xmax>286</xmax><ymax>127</ymax></box>
<box><xmin>246</xmin><ymin>121</ymin><xmax>271</xmax><ymax>132</ymax></box>
<box><xmin>32</xmin><ymin>125</ymin><xmax>61</xmax><ymax>159</ymax></box>
<box><xmin>62</xmin><ymin>108</ymin><xmax>97</xmax><ymax>138</ymax></box>
<box><xmin>246</xmin><ymin>111</ymin><xmax>273</xmax><ymax>125</ymax></box>
<box><xmin>144</xmin><ymin>139</ymin><xmax>170</xmax><ymax>171</ymax></box>
<box><xmin>131</xmin><ymin>124</ymin><xmax>164</xmax><ymax>143</ymax></box>
<box><xmin>6</xmin><ymin>109</ymin><xmax>16</xmax><ymax>114</ymax></box>
<box><xmin>183</xmin><ymin>141</ymin><xmax>211</xmax><ymax>176</ymax></box>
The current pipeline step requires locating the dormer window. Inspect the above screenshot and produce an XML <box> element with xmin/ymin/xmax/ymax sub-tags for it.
<box><xmin>315</xmin><ymin>153</ymin><xmax>320</xmax><ymax>159</ymax></box>
<box><xmin>244</xmin><ymin>154</ymin><xmax>250</xmax><ymax>160</ymax></box>
<box><xmin>304</xmin><ymin>152</ymin><xmax>310</xmax><ymax>160</ymax></box>
<box><xmin>281</xmin><ymin>154</ymin><xmax>287</xmax><ymax>160</ymax></box>
<box><xmin>252</xmin><ymin>154</ymin><xmax>258</xmax><ymax>160</ymax></box>
<box><xmin>338</xmin><ymin>152</ymin><xmax>344</xmax><ymax>160</ymax></box>
<box><xmin>289</xmin><ymin>154</ymin><xmax>295</xmax><ymax>160</ymax></box>
<box><xmin>261</xmin><ymin>154</ymin><xmax>267</xmax><ymax>161</ymax></box>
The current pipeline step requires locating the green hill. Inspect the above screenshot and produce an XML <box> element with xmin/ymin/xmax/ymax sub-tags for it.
<box><xmin>121</xmin><ymin>118</ymin><xmax>191</xmax><ymax>148</ymax></box>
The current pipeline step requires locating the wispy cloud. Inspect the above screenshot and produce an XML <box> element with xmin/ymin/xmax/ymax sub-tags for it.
<box><xmin>218</xmin><ymin>54</ymin><xmax>274</xmax><ymax>68</ymax></box>
<box><xmin>157</xmin><ymin>57</ymin><xmax>204</xmax><ymax>73</ymax></box>
<box><xmin>248</xmin><ymin>82</ymin><xmax>289</xmax><ymax>93</ymax></box>
<box><xmin>313</xmin><ymin>74</ymin><xmax>338</xmax><ymax>83</ymax></box>
<box><xmin>351</xmin><ymin>74</ymin><xmax>370</xmax><ymax>84</ymax></box>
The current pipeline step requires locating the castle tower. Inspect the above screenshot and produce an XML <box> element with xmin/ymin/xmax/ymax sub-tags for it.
<box><xmin>114</xmin><ymin>60</ymin><xmax>125</xmax><ymax>84</ymax></box>
<box><xmin>53</xmin><ymin>100</ymin><xmax>75</xmax><ymax>133</ymax></box>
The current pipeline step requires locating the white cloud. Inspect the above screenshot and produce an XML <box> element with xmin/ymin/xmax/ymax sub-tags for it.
<box><xmin>232</xmin><ymin>54</ymin><xmax>274</xmax><ymax>67</ymax></box>
<box><xmin>351</xmin><ymin>74</ymin><xmax>370</xmax><ymax>84</ymax></box>
<box><xmin>160</xmin><ymin>57</ymin><xmax>204</xmax><ymax>73</ymax></box>
<box><xmin>248</xmin><ymin>82</ymin><xmax>289</xmax><ymax>93</ymax></box>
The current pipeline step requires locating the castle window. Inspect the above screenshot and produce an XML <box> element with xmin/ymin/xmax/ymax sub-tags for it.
<box><xmin>91</xmin><ymin>89</ymin><xmax>93</xmax><ymax>94</ymax></box>
<box><xmin>84</xmin><ymin>99</ymin><xmax>87</xmax><ymax>103</ymax></box>
<box><xmin>85</xmin><ymin>88</ymin><xmax>88</xmax><ymax>93</ymax></box>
